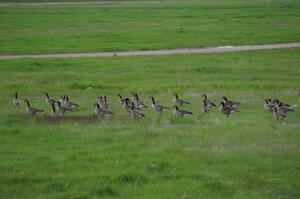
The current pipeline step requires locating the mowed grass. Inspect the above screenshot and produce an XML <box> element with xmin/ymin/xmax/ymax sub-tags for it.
<box><xmin>1</xmin><ymin>0</ymin><xmax>300</xmax><ymax>54</ymax></box>
<box><xmin>0</xmin><ymin>48</ymin><xmax>299</xmax><ymax>198</ymax></box>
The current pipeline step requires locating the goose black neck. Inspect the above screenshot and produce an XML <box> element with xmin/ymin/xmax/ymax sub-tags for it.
<box><xmin>151</xmin><ymin>97</ymin><xmax>155</xmax><ymax>104</ymax></box>
<box><xmin>52</xmin><ymin>103</ymin><xmax>56</xmax><ymax>112</ymax></box>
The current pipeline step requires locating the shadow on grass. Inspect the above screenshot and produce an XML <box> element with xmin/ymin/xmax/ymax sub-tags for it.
<box><xmin>39</xmin><ymin>115</ymin><xmax>100</xmax><ymax>124</ymax></box>
<box><xmin>9</xmin><ymin>113</ymin><xmax>101</xmax><ymax>124</ymax></box>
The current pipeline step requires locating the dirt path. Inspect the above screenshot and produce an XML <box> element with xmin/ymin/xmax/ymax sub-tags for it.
<box><xmin>0</xmin><ymin>42</ymin><xmax>299</xmax><ymax>60</ymax></box>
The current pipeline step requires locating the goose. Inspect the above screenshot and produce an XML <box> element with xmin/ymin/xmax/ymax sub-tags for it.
<box><xmin>277</xmin><ymin>102</ymin><xmax>294</xmax><ymax>113</ymax></box>
<box><xmin>56</xmin><ymin>101</ymin><xmax>72</xmax><ymax>115</ymax></box>
<box><xmin>121</xmin><ymin>98</ymin><xmax>133</xmax><ymax>112</ymax></box>
<box><xmin>202</xmin><ymin>94</ymin><xmax>216</xmax><ymax>108</ymax></box>
<box><xmin>97</xmin><ymin>96</ymin><xmax>104</xmax><ymax>104</ymax></box>
<box><xmin>130</xmin><ymin>102</ymin><xmax>145</xmax><ymax>119</ymax></box>
<box><xmin>118</xmin><ymin>94</ymin><xmax>125</xmax><ymax>102</ymax></box>
<box><xmin>59</xmin><ymin>95</ymin><xmax>65</xmax><ymax>103</ymax></box>
<box><xmin>98</xmin><ymin>95</ymin><xmax>108</xmax><ymax>110</ymax></box>
<box><xmin>264</xmin><ymin>99</ymin><xmax>274</xmax><ymax>111</ymax></box>
<box><xmin>13</xmin><ymin>92</ymin><xmax>21</xmax><ymax>107</ymax></box>
<box><xmin>202</xmin><ymin>100</ymin><xmax>209</xmax><ymax>113</ymax></box>
<box><xmin>222</xmin><ymin>96</ymin><xmax>240</xmax><ymax>107</ymax></box>
<box><xmin>173</xmin><ymin>105</ymin><xmax>193</xmax><ymax>117</ymax></box>
<box><xmin>273</xmin><ymin>106</ymin><xmax>286</xmax><ymax>119</ymax></box>
<box><xmin>173</xmin><ymin>94</ymin><xmax>190</xmax><ymax>106</ymax></box>
<box><xmin>63</xmin><ymin>95</ymin><xmax>79</xmax><ymax>109</ymax></box>
<box><xmin>119</xmin><ymin>94</ymin><xmax>131</xmax><ymax>105</ymax></box>
<box><xmin>51</xmin><ymin>102</ymin><xmax>60</xmax><ymax>117</ymax></box>
<box><xmin>273</xmin><ymin>99</ymin><xmax>290</xmax><ymax>107</ymax></box>
<box><xmin>220</xmin><ymin>101</ymin><xmax>238</xmax><ymax>117</ymax></box>
<box><xmin>132</xmin><ymin>93</ymin><xmax>147</xmax><ymax>109</ymax></box>
<box><xmin>94</xmin><ymin>103</ymin><xmax>113</xmax><ymax>118</ymax></box>
<box><xmin>24</xmin><ymin>99</ymin><xmax>44</xmax><ymax>115</ymax></box>
<box><xmin>44</xmin><ymin>92</ymin><xmax>57</xmax><ymax>105</ymax></box>
<box><xmin>149</xmin><ymin>96</ymin><xmax>170</xmax><ymax>113</ymax></box>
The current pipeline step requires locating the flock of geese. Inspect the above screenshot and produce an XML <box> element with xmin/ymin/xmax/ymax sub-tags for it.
<box><xmin>13</xmin><ymin>92</ymin><xmax>296</xmax><ymax>120</ymax></box>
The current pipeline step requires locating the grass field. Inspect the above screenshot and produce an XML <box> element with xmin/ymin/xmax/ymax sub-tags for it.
<box><xmin>1</xmin><ymin>0</ymin><xmax>300</xmax><ymax>54</ymax></box>
<box><xmin>0</xmin><ymin>48</ymin><xmax>299</xmax><ymax>198</ymax></box>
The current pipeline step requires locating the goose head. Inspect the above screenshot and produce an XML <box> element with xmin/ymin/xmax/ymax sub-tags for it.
<box><xmin>173</xmin><ymin>105</ymin><xmax>179</xmax><ymax>110</ymax></box>
<box><xmin>24</xmin><ymin>99</ymin><xmax>30</xmax><ymax>107</ymax></box>
<box><xmin>149</xmin><ymin>96</ymin><xmax>155</xmax><ymax>103</ymax></box>
<box><xmin>44</xmin><ymin>92</ymin><xmax>50</xmax><ymax>98</ymax></box>
<box><xmin>222</xmin><ymin>96</ymin><xmax>227</xmax><ymax>102</ymax></box>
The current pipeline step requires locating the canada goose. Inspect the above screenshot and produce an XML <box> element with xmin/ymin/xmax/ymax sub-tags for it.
<box><xmin>273</xmin><ymin>106</ymin><xmax>286</xmax><ymax>119</ymax></box>
<box><xmin>98</xmin><ymin>95</ymin><xmax>103</xmax><ymax>103</ymax></box>
<box><xmin>202</xmin><ymin>94</ymin><xmax>216</xmax><ymax>108</ymax></box>
<box><xmin>51</xmin><ymin>102</ymin><xmax>60</xmax><ymax>117</ymax></box>
<box><xmin>13</xmin><ymin>92</ymin><xmax>21</xmax><ymax>107</ymax></box>
<box><xmin>173</xmin><ymin>105</ymin><xmax>193</xmax><ymax>117</ymax></box>
<box><xmin>130</xmin><ymin>102</ymin><xmax>145</xmax><ymax>119</ymax></box>
<box><xmin>118</xmin><ymin>94</ymin><xmax>125</xmax><ymax>102</ymax></box>
<box><xmin>264</xmin><ymin>99</ymin><xmax>274</xmax><ymax>111</ymax></box>
<box><xmin>222</xmin><ymin>96</ymin><xmax>240</xmax><ymax>107</ymax></box>
<box><xmin>94</xmin><ymin>103</ymin><xmax>113</xmax><ymax>118</ymax></box>
<box><xmin>277</xmin><ymin>102</ymin><xmax>294</xmax><ymax>113</ymax></box>
<box><xmin>273</xmin><ymin>99</ymin><xmax>291</xmax><ymax>107</ymax></box>
<box><xmin>59</xmin><ymin>95</ymin><xmax>65</xmax><ymax>103</ymax></box>
<box><xmin>98</xmin><ymin>95</ymin><xmax>108</xmax><ymax>110</ymax></box>
<box><xmin>220</xmin><ymin>101</ymin><xmax>238</xmax><ymax>117</ymax></box>
<box><xmin>173</xmin><ymin>94</ymin><xmax>190</xmax><ymax>106</ymax></box>
<box><xmin>63</xmin><ymin>95</ymin><xmax>79</xmax><ymax>109</ymax></box>
<box><xmin>202</xmin><ymin>100</ymin><xmax>209</xmax><ymax>113</ymax></box>
<box><xmin>24</xmin><ymin>99</ymin><xmax>44</xmax><ymax>115</ymax></box>
<box><xmin>121</xmin><ymin>98</ymin><xmax>133</xmax><ymax>112</ymax></box>
<box><xmin>44</xmin><ymin>92</ymin><xmax>57</xmax><ymax>105</ymax></box>
<box><xmin>149</xmin><ymin>96</ymin><xmax>170</xmax><ymax>113</ymax></box>
<box><xmin>56</xmin><ymin>101</ymin><xmax>72</xmax><ymax>115</ymax></box>
<box><xmin>132</xmin><ymin>93</ymin><xmax>147</xmax><ymax>109</ymax></box>
<box><xmin>119</xmin><ymin>94</ymin><xmax>131</xmax><ymax>105</ymax></box>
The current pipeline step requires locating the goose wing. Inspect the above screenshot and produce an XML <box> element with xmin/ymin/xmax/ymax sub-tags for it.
<box><xmin>180</xmin><ymin>109</ymin><xmax>193</xmax><ymax>115</ymax></box>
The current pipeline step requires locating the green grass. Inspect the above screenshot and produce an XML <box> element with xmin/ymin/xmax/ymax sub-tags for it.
<box><xmin>0</xmin><ymin>48</ymin><xmax>299</xmax><ymax>198</ymax></box>
<box><xmin>1</xmin><ymin>0</ymin><xmax>300</xmax><ymax>54</ymax></box>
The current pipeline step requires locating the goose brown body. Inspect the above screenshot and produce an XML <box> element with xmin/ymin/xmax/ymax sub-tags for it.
<box><xmin>150</xmin><ymin>96</ymin><xmax>169</xmax><ymax>113</ymax></box>
<box><xmin>173</xmin><ymin>94</ymin><xmax>190</xmax><ymax>106</ymax></box>
<box><xmin>173</xmin><ymin>105</ymin><xmax>193</xmax><ymax>117</ymax></box>
<box><xmin>24</xmin><ymin>99</ymin><xmax>44</xmax><ymax>115</ymax></box>
<box><xmin>94</xmin><ymin>103</ymin><xmax>113</xmax><ymax>117</ymax></box>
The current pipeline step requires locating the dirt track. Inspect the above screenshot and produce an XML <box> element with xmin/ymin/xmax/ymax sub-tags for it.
<box><xmin>0</xmin><ymin>42</ymin><xmax>299</xmax><ymax>60</ymax></box>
